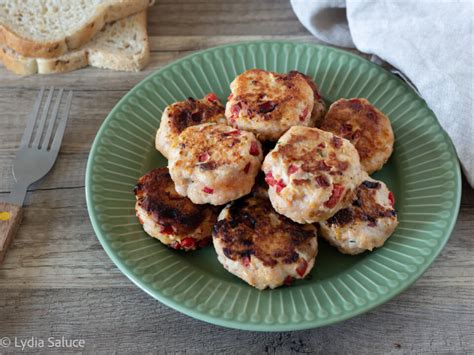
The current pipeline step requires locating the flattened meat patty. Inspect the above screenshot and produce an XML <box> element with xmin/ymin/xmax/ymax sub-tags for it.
<box><xmin>297</xmin><ymin>71</ymin><xmax>326</xmax><ymax>125</ymax></box>
<box><xmin>168</xmin><ymin>123</ymin><xmax>263</xmax><ymax>205</ymax></box>
<box><xmin>262</xmin><ymin>126</ymin><xmax>364</xmax><ymax>224</ymax></box>
<box><xmin>319</xmin><ymin>98</ymin><xmax>394</xmax><ymax>174</ymax></box>
<box><xmin>213</xmin><ymin>195</ymin><xmax>318</xmax><ymax>289</ymax></box>
<box><xmin>134</xmin><ymin>168</ymin><xmax>219</xmax><ymax>251</ymax></box>
<box><xmin>225</xmin><ymin>69</ymin><xmax>317</xmax><ymax>141</ymax></box>
<box><xmin>319</xmin><ymin>175</ymin><xmax>398</xmax><ymax>255</ymax></box>
<box><xmin>155</xmin><ymin>93</ymin><xmax>225</xmax><ymax>158</ymax></box>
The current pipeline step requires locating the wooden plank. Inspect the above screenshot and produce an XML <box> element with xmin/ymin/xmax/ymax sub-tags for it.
<box><xmin>0</xmin><ymin>285</ymin><xmax>472</xmax><ymax>353</ymax></box>
<box><xmin>149</xmin><ymin>0</ymin><xmax>309</xmax><ymax>36</ymax></box>
<box><xmin>0</xmin><ymin>89</ymin><xmax>126</xmax><ymax>192</ymax></box>
<box><xmin>0</xmin><ymin>188</ymin><xmax>129</xmax><ymax>288</ymax></box>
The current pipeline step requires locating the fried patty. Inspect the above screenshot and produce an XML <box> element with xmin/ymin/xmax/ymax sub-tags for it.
<box><xmin>155</xmin><ymin>94</ymin><xmax>225</xmax><ymax>158</ymax></box>
<box><xmin>134</xmin><ymin>168</ymin><xmax>219</xmax><ymax>250</ymax></box>
<box><xmin>168</xmin><ymin>123</ymin><xmax>263</xmax><ymax>205</ymax></box>
<box><xmin>225</xmin><ymin>69</ymin><xmax>315</xmax><ymax>141</ymax></box>
<box><xmin>213</xmin><ymin>195</ymin><xmax>317</xmax><ymax>289</ymax></box>
<box><xmin>262</xmin><ymin>126</ymin><xmax>364</xmax><ymax>224</ymax></box>
<box><xmin>319</xmin><ymin>175</ymin><xmax>398</xmax><ymax>255</ymax></box>
<box><xmin>318</xmin><ymin>98</ymin><xmax>394</xmax><ymax>174</ymax></box>
<box><xmin>296</xmin><ymin>71</ymin><xmax>327</xmax><ymax>124</ymax></box>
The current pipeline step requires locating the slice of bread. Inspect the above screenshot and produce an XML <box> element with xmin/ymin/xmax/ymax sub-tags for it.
<box><xmin>0</xmin><ymin>0</ymin><xmax>154</xmax><ymax>58</ymax></box>
<box><xmin>0</xmin><ymin>11</ymin><xmax>150</xmax><ymax>75</ymax></box>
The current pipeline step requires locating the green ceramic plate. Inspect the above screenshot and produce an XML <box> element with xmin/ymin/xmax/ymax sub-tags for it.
<box><xmin>85</xmin><ymin>41</ymin><xmax>461</xmax><ymax>331</ymax></box>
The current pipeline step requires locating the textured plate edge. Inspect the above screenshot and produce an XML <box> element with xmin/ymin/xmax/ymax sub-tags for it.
<box><xmin>85</xmin><ymin>40</ymin><xmax>463</xmax><ymax>332</ymax></box>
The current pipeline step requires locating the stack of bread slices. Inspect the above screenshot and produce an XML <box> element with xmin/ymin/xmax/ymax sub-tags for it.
<box><xmin>0</xmin><ymin>0</ymin><xmax>154</xmax><ymax>75</ymax></box>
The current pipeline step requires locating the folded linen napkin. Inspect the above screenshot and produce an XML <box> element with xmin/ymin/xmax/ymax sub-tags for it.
<box><xmin>291</xmin><ymin>0</ymin><xmax>473</xmax><ymax>186</ymax></box>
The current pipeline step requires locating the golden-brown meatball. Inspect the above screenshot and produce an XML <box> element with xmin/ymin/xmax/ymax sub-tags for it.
<box><xmin>213</xmin><ymin>194</ymin><xmax>317</xmax><ymax>289</ymax></box>
<box><xmin>319</xmin><ymin>175</ymin><xmax>398</xmax><ymax>255</ymax></box>
<box><xmin>225</xmin><ymin>69</ymin><xmax>317</xmax><ymax>141</ymax></box>
<box><xmin>262</xmin><ymin>126</ymin><xmax>364</xmax><ymax>224</ymax></box>
<box><xmin>318</xmin><ymin>98</ymin><xmax>394</xmax><ymax>174</ymax></box>
<box><xmin>155</xmin><ymin>94</ymin><xmax>225</xmax><ymax>158</ymax></box>
<box><xmin>168</xmin><ymin>123</ymin><xmax>263</xmax><ymax>205</ymax></box>
<box><xmin>134</xmin><ymin>168</ymin><xmax>219</xmax><ymax>251</ymax></box>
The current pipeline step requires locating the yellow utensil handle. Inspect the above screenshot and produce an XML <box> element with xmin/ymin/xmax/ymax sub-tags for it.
<box><xmin>0</xmin><ymin>202</ymin><xmax>23</xmax><ymax>264</ymax></box>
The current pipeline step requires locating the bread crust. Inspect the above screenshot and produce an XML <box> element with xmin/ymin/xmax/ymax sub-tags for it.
<box><xmin>0</xmin><ymin>0</ymin><xmax>151</xmax><ymax>58</ymax></box>
<box><xmin>0</xmin><ymin>45</ymin><xmax>37</xmax><ymax>75</ymax></box>
<box><xmin>87</xmin><ymin>10</ymin><xmax>150</xmax><ymax>72</ymax></box>
<box><xmin>0</xmin><ymin>11</ymin><xmax>149</xmax><ymax>75</ymax></box>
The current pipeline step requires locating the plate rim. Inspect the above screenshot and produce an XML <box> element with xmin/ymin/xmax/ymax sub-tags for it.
<box><xmin>85</xmin><ymin>40</ymin><xmax>462</xmax><ymax>331</ymax></box>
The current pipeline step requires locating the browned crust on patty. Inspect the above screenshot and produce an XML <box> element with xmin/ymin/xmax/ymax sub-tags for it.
<box><xmin>326</xmin><ymin>179</ymin><xmax>396</xmax><ymax>227</ymax></box>
<box><xmin>227</xmin><ymin>69</ymin><xmax>312</xmax><ymax>123</ymax></box>
<box><xmin>277</xmin><ymin>130</ymin><xmax>349</xmax><ymax>178</ymax></box>
<box><xmin>167</xmin><ymin>96</ymin><xmax>224</xmax><ymax>135</ymax></box>
<box><xmin>213</xmin><ymin>195</ymin><xmax>316</xmax><ymax>267</ymax></box>
<box><xmin>176</xmin><ymin>124</ymin><xmax>259</xmax><ymax>169</ymax></box>
<box><xmin>290</xmin><ymin>71</ymin><xmax>322</xmax><ymax>102</ymax></box>
<box><xmin>134</xmin><ymin>168</ymin><xmax>218</xmax><ymax>234</ymax></box>
<box><xmin>294</xmin><ymin>71</ymin><xmax>327</xmax><ymax>125</ymax></box>
<box><xmin>319</xmin><ymin>98</ymin><xmax>394</xmax><ymax>172</ymax></box>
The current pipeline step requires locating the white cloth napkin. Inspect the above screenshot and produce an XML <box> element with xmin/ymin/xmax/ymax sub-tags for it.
<box><xmin>291</xmin><ymin>0</ymin><xmax>474</xmax><ymax>186</ymax></box>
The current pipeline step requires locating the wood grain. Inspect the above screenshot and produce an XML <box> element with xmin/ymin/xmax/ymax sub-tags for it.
<box><xmin>0</xmin><ymin>0</ymin><xmax>472</xmax><ymax>353</ymax></box>
<box><xmin>0</xmin><ymin>284</ymin><xmax>472</xmax><ymax>354</ymax></box>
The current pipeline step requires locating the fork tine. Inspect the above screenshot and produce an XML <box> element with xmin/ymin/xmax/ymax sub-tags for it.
<box><xmin>50</xmin><ymin>91</ymin><xmax>73</xmax><ymax>152</ymax></box>
<box><xmin>20</xmin><ymin>87</ymin><xmax>45</xmax><ymax>148</ymax></box>
<box><xmin>31</xmin><ymin>87</ymin><xmax>55</xmax><ymax>148</ymax></box>
<box><xmin>41</xmin><ymin>88</ymin><xmax>63</xmax><ymax>150</ymax></box>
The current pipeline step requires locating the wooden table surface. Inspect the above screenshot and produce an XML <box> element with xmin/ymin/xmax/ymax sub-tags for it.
<box><xmin>0</xmin><ymin>1</ymin><xmax>472</xmax><ymax>353</ymax></box>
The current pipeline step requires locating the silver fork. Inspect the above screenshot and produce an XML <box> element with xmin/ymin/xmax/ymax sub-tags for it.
<box><xmin>0</xmin><ymin>87</ymin><xmax>73</xmax><ymax>263</ymax></box>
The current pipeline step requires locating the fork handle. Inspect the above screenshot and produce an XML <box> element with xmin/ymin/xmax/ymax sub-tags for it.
<box><xmin>0</xmin><ymin>202</ymin><xmax>23</xmax><ymax>264</ymax></box>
